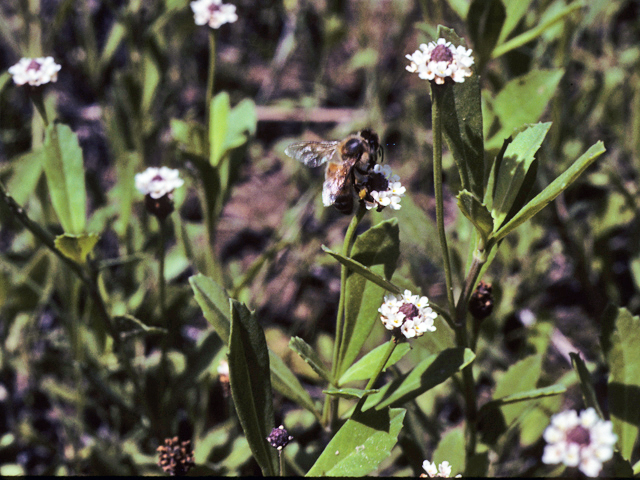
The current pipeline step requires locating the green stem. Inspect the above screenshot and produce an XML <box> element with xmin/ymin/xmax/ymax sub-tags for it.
<box><xmin>206</xmin><ymin>29</ymin><xmax>216</xmax><ymax>148</ymax></box>
<box><xmin>430</xmin><ymin>85</ymin><xmax>456</xmax><ymax>321</ymax></box>
<box><xmin>28</xmin><ymin>87</ymin><xmax>49</xmax><ymax>127</ymax></box>
<box><xmin>354</xmin><ymin>338</ymin><xmax>398</xmax><ymax>414</ymax></box>
<box><xmin>322</xmin><ymin>203</ymin><xmax>366</xmax><ymax>428</ymax></box>
<box><xmin>432</xmin><ymin>82</ymin><xmax>479</xmax><ymax>464</ymax></box>
<box><xmin>0</xmin><ymin>181</ymin><xmax>114</xmax><ymax>342</ymax></box>
<box><xmin>279</xmin><ymin>451</ymin><xmax>285</xmax><ymax>476</ymax></box>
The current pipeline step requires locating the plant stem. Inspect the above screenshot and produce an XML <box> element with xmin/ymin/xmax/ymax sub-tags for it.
<box><xmin>353</xmin><ymin>338</ymin><xmax>398</xmax><ymax>414</ymax></box>
<box><xmin>431</xmin><ymin>83</ymin><xmax>479</xmax><ymax>464</ymax></box>
<box><xmin>206</xmin><ymin>30</ymin><xmax>216</xmax><ymax>146</ymax></box>
<box><xmin>322</xmin><ymin>203</ymin><xmax>366</xmax><ymax>428</ymax></box>
<box><xmin>0</xmin><ymin>181</ymin><xmax>115</xmax><ymax>342</ymax></box>
<box><xmin>430</xmin><ymin>85</ymin><xmax>456</xmax><ymax>321</ymax></box>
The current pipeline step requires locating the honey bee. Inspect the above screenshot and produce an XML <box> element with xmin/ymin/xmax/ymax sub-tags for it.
<box><xmin>284</xmin><ymin>128</ymin><xmax>382</xmax><ymax>214</ymax></box>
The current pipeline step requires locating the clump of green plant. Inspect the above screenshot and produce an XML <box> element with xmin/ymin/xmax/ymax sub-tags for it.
<box><xmin>1</xmin><ymin>0</ymin><xmax>640</xmax><ymax>477</ymax></box>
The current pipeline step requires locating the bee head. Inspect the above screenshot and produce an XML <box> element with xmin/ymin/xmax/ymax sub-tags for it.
<box><xmin>359</xmin><ymin>128</ymin><xmax>383</xmax><ymax>164</ymax></box>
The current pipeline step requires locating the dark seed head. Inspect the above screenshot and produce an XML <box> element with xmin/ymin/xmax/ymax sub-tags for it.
<box><xmin>468</xmin><ymin>281</ymin><xmax>493</xmax><ymax>321</ymax></box>
<box><xmin>267</xmin><ymin>425</ymin><xmax>294</xmax><ymax>451</ymax></box>
<box><xmin>145</xmin><ymin>193</ymin><xmax>174</xmax><ymax>221</ymax></box>
<box><xmin>399</xmin><ymin>302</ymin><xmax>419</xmax><ymax>321</ymax></box>
<box><xmin>157</xmin><ymin>437</ymin><xmax>195</xmax><ymax>476</ymax></box>
<box><xmin>431</xmin><ymin>44</ymin><xmax>453</xmax><ymax>63</ymax></box>
<box><xmin>567</xmin><ymin>425</ymin><xmax>591</xmax><ymax>446</ymax></box>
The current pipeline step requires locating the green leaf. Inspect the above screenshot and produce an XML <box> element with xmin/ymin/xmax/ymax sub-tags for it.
<box><xmin>433</xmin><ymin>427</ymin><xmax>465</xmax><ymax>477</ymax></box>
<box><xmin>209</xmin><ymin>92</ymin><xmax>230</xmax><ymax>167</ymax></box>
<box><xmin>492</xmin><ymin>3</ymin><xmax>583</xmax><ymax>60</ymax></box>
<box><xmin>306</xmin><ymin>408</ymin><xmax>405</xmax><ymax>476</ymax></box>
<box><xmin>190</xmin><ymin>274</ymin><xmax>231</xmax><ymax>344</ymax></box>
<box><xmin>456</xmin><ymin>190</ymin><xmax>494</xmax><ymax>243</ymax></box>
<box><xmin>322</xmin><ymin>245</ymin><xmax>401</xmax><ymax>295</ymax></box>
<box><xmin>570</xmin><ymin>352</ymin><xmax>604</xmax><ymax>417</ymax></box>
<box><xmin>436</xmin><ymin>26</ymin><xmax>485</xmax><ymax>198</ymax></box>
<box><xmin>497</xmin><ymin>0</ymin><xmax>535</xmax><ymax>44</ymax></box>
<box><xmin>268</xmin><ymin>350</ymin><xmax>319</xmax><ymax>419</ymax></box>
<box><xmin>171</xmin><ymin>118</ymin><xmax>207</xmax><ymax>159</ymax></box>
<box><xmin>99</xmin><ymin>21</ymin><xmax>125</xmax><ymax>72</ymax></box>
<box><xmin>141</xmin><ymin>53</ymin><xmax>160</xmax><ymax>114</ymax></box>
<box><xmin>228</xmin><ymin>300</ymin><xmax>277</xmax><ymax>476</ymax></box>
<box><xmin>485</xmin><ymin>384</ymin><xmax>566</xmax><ymax>407</ymax></box>
<box><xmin>224</xmin><ymin>98</ymin><xmax>257</xmax><ymax>151</ymax></box>
<box><xmin>190</xmin><ymin>274</ymin><xmax>318</xmax><ymax>416</ymax></box>
<box><xmin>487</xmin><ymin>69</ymin><xmax>563</xmax><ymax>150</ymax></box>
<box><xmin>362</xmin><ymin>348</ymin><xmax>475</xmax><ymax>411</ymax></box>
<box><xmin>600</xmin><ymin>306</ymin><xmax>640</xmax><ymax>461</ymax></box>
<box><xmin>339</xmin><ymin>342</ymin><xmax>411</xmax><ymax>385</ymax></box>
<box><xmin>467</xmin><ymin>0</ymin><xmax>506</xmax><ymax>68</ymax></box>
<box><xmin>323</xmin><ymin>388</ymin><xmax>379</xmax><ymax>399</ymax></box>
<box><xmin>116</xmin><ymin>314</ymin><xmax>166</xmax><ymax>340</ymax></box>
<box><xmin>337</xmin><ymin>219</ymin><xmax>400</xmax><ymax>379</ymax></box>
<box><xmin>491</xmin><ymin>122</ymin><xmax>550</xmax><ymax>229</ymax></box>
<box><xmin>43</xmin><ymin>123</ymin><xmax>87</xmax><ymax>234</ymax></box>
<box><xmin>290</xmin><ymin>336</ymin><xmax>331</xmax><ymax>383</ymax></box>
<box><xmin>54</xmin><ymin>233</ymin><xmax>100</xmax><ymax>264</ymax></box>
<box><xmin>7</xmin><ymin>149</ymin><xmax>44</xmax><ymax>205</ymax></box>
<box><xmin>492</xmin><ymin>354</ymin><xmax>542</xmax><ymax>425</ymax></box>
<box><xmin>491</xmin><ymin>141</ymin><xmax>605</xmax><ymax>243</ymax></box>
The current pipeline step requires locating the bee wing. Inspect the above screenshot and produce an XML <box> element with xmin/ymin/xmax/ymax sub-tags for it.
<box><xmin>284</xmin><ymin>141</ymin><xmax>340</xmax><ymax>167</ymax></box>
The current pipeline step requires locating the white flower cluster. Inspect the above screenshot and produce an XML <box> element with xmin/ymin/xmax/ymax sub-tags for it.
<box><xmin>406</xmin><ymin>38</ymin><xmax>474</xmax><ymax>85</ymax></box>
<box><xmin>190</xmin><ymin>0</ymin><xmax>238</xmax><ymax>29</ymax></box>
<box><xmin>542</xmin><ymin>407</ymin><xmax>617</xmax><ymax>477</ymax></box>
<box><xmin>8</xmin><ymin>57</ymin><xmax>61</xmax><ymax>87</ymax></box>
<box><xmin>135</xmin><ymin>167</ymin><xmax>184</xmax><ymax>199</ymax></box>
<box><xmin>422</xmin><ymin>460</ymin><xmax>461</xmax><ymax>478</ymax></box>
<box><xmin>379</xmin><ymin>290</ymin><xmax>437</xmax><ymax>339</ymax></box>
<box><xmin>363</xmin><ymin>164</ymin><xmax>406</xmax><ymax>211</ymax></box>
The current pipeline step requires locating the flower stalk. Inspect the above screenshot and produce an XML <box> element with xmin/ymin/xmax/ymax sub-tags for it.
<box><xmin>323</xmin><ymin>203</ymin><xmax>366</xmax><ymax>428</ymax></box>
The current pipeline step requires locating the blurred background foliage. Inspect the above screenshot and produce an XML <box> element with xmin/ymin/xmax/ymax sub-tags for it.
<box><xmin>0</xmin><ymin>0</ymin><xmax>639</xmax><ymax>475</ymax></box>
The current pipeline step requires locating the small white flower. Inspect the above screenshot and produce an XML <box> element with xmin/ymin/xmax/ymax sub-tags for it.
<box><xmin>421</xmin><ymin>460</ymin><xmax>461</xmax><ymax>477</ymax></box>
<box><xmin>135</xmin><ymin>167</ymin><xmax>184</xmax><ymax>199</ymax></box>
<box><xmin>406</xmin><ymin>38</ymin><xmax>474</xmax><ymax>84</ymax></box>
<box><xmin>363</xmin><ymin>164</ymin><xmax>406</xmax><ymax>211</ymax></box>
<box><xmin>379</xmin><ymin>289</ymin><xmax>437</xmax><ymax>339</ymax></box>
<box><xmin>542</xmin><ymin>407</ymin><xmax>617</xmax><ymax>477</ymax></box>
<box><xmin>8</xmin><ymin>57</ymin><xmax>61</xmax><ymax>86</ymax></box>
<box><xmin>190</xmin><ymin>0</ymin><xmax>237</xmax><ymax>29</ymax></box>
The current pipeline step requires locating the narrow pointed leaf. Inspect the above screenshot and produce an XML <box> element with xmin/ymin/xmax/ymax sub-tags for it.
<box><xmin>492</xmin><ymin>354</ymin><xmax>542</xmax><ymax>425</ymax></box>
<box><xmin>322</xmin><ymin>388</ymin><xmax>379</xmax><ymax>399</ymax></box>
<box><xmin>361</xmin><ymin>348</ymin><xmax>475</xmax><ymax>411</ymax></box>
<box><xmin>228</xmin><ymin>300</ymin><xmax>277</xmax><ymax>476</ymax></box>
<box><xmin>43</xmin><ymin>123</ymin><xmax>87</xmax><ymax>234</ymax></box>
<box><xmin>487</xmin><ymin>69</ymin><xmax>563</xmax><ymax>150</ymax></box>
<box><xmin>290</xmin><ymin>336</ymin><xmax>331</xmax><ymax>383</ymax></box>
<box><xmin>570</xmin><ymin>352</ymin><xmax>604</xmax><ymax>417</ymax></box>
<box><xmin>54</xmin><ymin>233</ymin><xmax>100</xmax><ymax>264</ymax></box>
<box><xmin>484</xmin><ymin>384</ymin><xmax>566</xmax><ymax>408</ymax></box>
<box><xmin>492</xmin><ymin>141</ymin><xmax>605</xmax><ymax>242</ymax></box>
<box><xmin>436</xmin><ymin>26</ymin><xmax>485</xmax><ymax>198</ymax></box>
<box><xmin>457</xmin><ymin>190</ymin><xmax>494</xmax><ymax>242</ymax></box>
<box><xmin>322</xmin><ymin>245</ymin><xmax>401</xmax><ymax>295</ymax></box>
<box><xmin>491</xmin><ymin>122</ymin><xmax>550</xmax><ymax>229</ymax></box>
<box><xmin>306</xmin><ymin>408</ymin><xmax>406</xmax><ymax>476</ymax></box>
<box><xmin>339</xmin><ymin>342</ymin><xmax>411</xmax><ymax>385</ymax></box>
<box><xmin>338</xmin><ymin>219</ymin><xmax>400</xmax><ymax>379</ymax></box>
<box><xmin>190</xmin><ymin>274</ymin><xmax>318</xmax><ymax>416</ymax></box>
<box><xmin>209</xmin><ymin>92</ymin><xmax>230</xmax><ymax>167</ymax></box>
<box><xmin>601</xmin><ymin>306</ymin><xmax>640</xmax><ymax>461</ymax></box>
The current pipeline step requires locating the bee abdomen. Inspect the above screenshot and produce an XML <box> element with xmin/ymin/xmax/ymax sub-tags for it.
<box><xmin>333</xmin><ymin>194</ymin><xmax>354</xmax><ymax>215</ymax></box>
